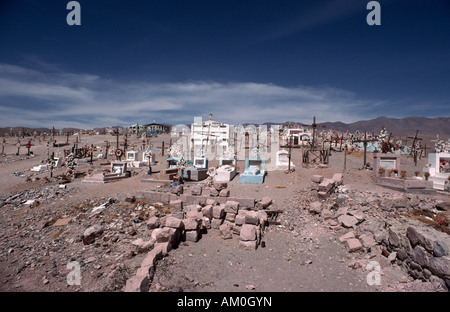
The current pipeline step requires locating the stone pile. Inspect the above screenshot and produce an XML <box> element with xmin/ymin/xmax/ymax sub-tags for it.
<box><xmin>124</xmin><ymin>184</ymin><xmax>273</xmax><ymax>291</ymax></box>
<box><xmin>300</xmin><ymin>175</ymin><xmax>450</xmax><ymax>290</ymax></box>
<box><xmin>310</xmin><ymin>173</ymin><xmax>343</xmax><ymax>198</ymax></box>
<box><xmin>383</xmin><ymin>222</ymin><xmax>450</xmax><ymax>288</ymax></box>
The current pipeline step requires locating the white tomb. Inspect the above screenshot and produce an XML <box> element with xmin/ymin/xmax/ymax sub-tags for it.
<box><xmin>425</xmin><ymin>152</ymin><xmax>450</xmax><ymax>190</ymax></box>
<box><xmin>143</xmin><ymin>151</ymin><xmax>156</xmax><ymax>166</ymax></box>
<box><xmin>276</xmin><ymin>150</ymin><xmax>295</xmax><ymax>170</ymax></box>
<box><xmin>125</xmin><ymin>150</ymin><xmax>146</xmax><ymax>167</ymax></box>
<box><xmin>214</xmin><ymin>158</ymin><xmax>237</xmax><ymax>182</ymax></box>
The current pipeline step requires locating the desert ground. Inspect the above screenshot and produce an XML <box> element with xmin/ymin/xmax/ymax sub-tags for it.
<box><xmin>0</xmin><ymin>131</ymin><xmax>449</xmax><ymax>293</ymax></box>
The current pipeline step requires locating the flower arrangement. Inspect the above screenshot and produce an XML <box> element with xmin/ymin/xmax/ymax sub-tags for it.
<box><xmin>400</xmin><ymin>170</ymin><xmax>407</xmax><ymax>179</ymax></box>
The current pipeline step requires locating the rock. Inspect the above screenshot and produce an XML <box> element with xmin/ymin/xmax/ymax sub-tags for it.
<box><xmin>146</xmin><ymin>216</ymin><xmax>159</xmax><ymax>229</ymax></box>
<box><xmin>185</xmin><ymin>210</ymin><xmax>202</xmax><ymax>220</ymax></box>
<box><xmin>240</xmin><ymin>224</ymin><xmax>257</xmax><ymax>241</ymax></box>
<box><xmin>82</xmin><ymin>224</ymin><xmax>104</xmax><ymax>245</ymax></box>
<box><xmin>219</xmin><ymin>189</ymin><xmax>230</xmax><ymax>197</ymax></box>
<box><xmin>319</xmin><ymin>179</ymin><xmax>335</xmax><ymax>193</ymax></box>
<box><xmin>225</xmin><ymin>212</ymin><xmax>236</xmax><ymax>222</ymax></box>
<box><xmin>339</xmin><ymin>232</ymin><xmax>355</xmax><ymax>243</ymax></box>
<box><xmin>165</xmin><ymin>216</ymin><xmax>183</xmax><ymax>229</ymax></box>
<box><xmin>219</xmin><ymin>223</ymin><xmax>233</xmax><ymax>240</ymax></box>
<box><xmin>337</xmin><ymin>194</ymin><xmax>348</xmax><ymax>203</ymax></box>
<box><xmin>212</xmin><ymin>205</ymin><xmax>225</xmax><ymax>219</ymax></box>
<box><xmin>331</xmin><ymin>173</ymin><xmax>343</xmax><ymax>186</ymax></box>
<box><xmin>190</xmin><ymin>185</ymin><xmax>202</xmax><ymax>196</ymax></box>
<box><xmin>434</xmin><ymin>241</ymin><xmax>449</xmax><ymax>257</ymax></box>
<box><xmin>151</xmin><ymin>227</ymin><xmax>177</xmax><ymax>244</ymax></box>
<box><xmin>428</xmin><ymin>256</ymin><xmax>450</xmax><ymax>279</ymax></box>
<box><xmin>185</xmin><ymin>230</ymin><xmax>199</xmax><ymax>242</ymax></box>
<box><xmin>239</xmin><ymin>240</ymin><xmax>257</xmax><ymax>251</ymax></box>
<box><xmin>170</xmin><ymin>185</ymin><xmax>183</xmax><ymax>195</ymax></box>
<box><xmin>210</xmin><ymin>188</ymin><xmax>219</xmax><ymax>197</ymax></box>
<box><xmin>235</xmin><ymin>213</ymin><xmax>246</xmax><ymax>226</ymax></box>
<box><xmin>211</xmin><ymin>218</ymin><xmax>223</xmax><ymax>229</ymax></box>
<box><xmin>406</xmin><ymin>226</ymin><xmax>421</xmax><ymax>247</ymax></box>
<box><xmin>346</xmin><ymin>238</ymin><xmax>362</xmax><ymax>252</ymax></box>
<box><xmin>320</xmin><ymin>209</ymin><xmax>333</xmax><ymax>220</ymax></box>
<box><xmin>359</xmin><ymin>234</ymin><xmax>376</xmax><ymax>248</ymax></box>
<box><xmin>348</xmin><ymin>209</ymin><xmax>365</xmax><ymax>222</ymax></box>
<box><xmin>309</xmin><ymin>201</ymin><xmax>323</xmax><ymax>214</ymax></box>
<box><xmin>182</xmin><ymin>218</ymin><xmax>199</xmax><ymax>231</ymax></box>
<box><xmin>169</xmin><ymin>199</ymin><xmax>183</xmax><ymax>212</ymax></box>
<box><xmin>393</xmin><ymin>196</ymin><xmax>408</xmax><ymax>208</ymax></box>
<box><xmin>388</xmin><ymin>252</ymin><xmax>397</xmax><ymax>262</ymax></box>
<box><xmin>244</xmin><ymin>211</ymin><xmax>259</xmax><ymax>225</ymax></box>
<box><xmin>397</xmin><ymin>249</ymin><xmax>408</xmax><ymax>261</ymax></box>
<box><xmin>201</xmin><ymin>205</ymin><xmax>213</xmax><ymax>219</ymax></box>
<box><xmin>337</xmin><ymin>215</ymin><xmax>358</xmax><ymax>228</ymax></box>
<box><xmin>412</xmin><ymin>245</ymin><xmax>430</xmax><ymax>268</ymax></box>
<box><xmin>435</xmin><ymin>201</ymin><xmax>450</xmax><ymax>211</ymax></box>
<box><xmin>409</xmin><ymin>196</ymin><xmax>421</xmax><ymax>207</ymax></box>
<box><xmin>336</xmin><ymin>207</ymin><xmax>348</xmax><ymax>217</ymax></box>
<box><xmin>310</xmin><ymin>175</ymin><xmax>323</xmax><ymax>183</ymax></box>
<box><xmin>255</xmin><ymin>197</ymin><xmax>272</xmax><ymax>210</ymax></box>
<box><xmin>224</xmin><ymin>201</ymin><xmax>240</xmax><ymax>214</ymax></box>
<box><xmin>213</xmin><ymin>181</ymin><xmax>228</xmax><ymax>190</ymax></box>
<box><xmin>389</xmin><ymin>229</ymin><xmax>400</xmax><ymax>248</ymax></box>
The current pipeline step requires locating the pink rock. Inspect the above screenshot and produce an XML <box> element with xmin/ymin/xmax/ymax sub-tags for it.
<box><xmin>240</xmin><ymin>224</ymin><xmax>257</xmax><ymax>241</ymax></box>
<box><xmin>346</xmin><ymin>238</ymin><xmax>362</xmax><ymax>252</ymax></box>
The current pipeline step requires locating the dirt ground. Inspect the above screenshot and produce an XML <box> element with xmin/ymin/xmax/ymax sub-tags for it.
<box><xmin>0</xmin><ymin>132</ymin><xmax>448</xmax><ymax>292</ymax></box>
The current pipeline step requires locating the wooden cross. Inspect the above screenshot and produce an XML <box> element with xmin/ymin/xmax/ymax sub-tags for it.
<box><xmin>407</xmin><ymin>130</ymin><xmax>423</xmax><ymax>166</ymax></box>
<box><xmin>407</xmin><ymin>130</ymin><xmax>423</xmax><ymax>155</ymax></box>
<box><xmin>302</xmin><ymin>116</ymin><xmax>326</xmax><ymax>151</ymax></box>
<box><xmin>25</xmin><ymin>140</ymin><xmax>32</xmax><ymax>155</ymax></box>
<box><xmin>352</xmin><ymin>130</ymin><xmax>378</xmax><ymax>168</ymax></box>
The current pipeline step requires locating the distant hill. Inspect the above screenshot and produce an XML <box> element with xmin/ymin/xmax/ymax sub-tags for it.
<box><xmin>316</xmin><ymin>116</ymin><xmax>450</xmax><ymax>137</ymax></box>
<box><xmin>1</xmin><ymin>117</ymin><xmax>449</xmax><ymax>137</ymax></box>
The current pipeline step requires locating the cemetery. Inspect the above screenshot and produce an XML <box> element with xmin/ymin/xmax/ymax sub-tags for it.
<box><xmin>0</xmin><ymin>121</ymin><xmax>449</xmax><ymax>293</ymax></box>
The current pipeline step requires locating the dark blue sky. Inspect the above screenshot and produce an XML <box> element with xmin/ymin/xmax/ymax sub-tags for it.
<box><xmin>0</xmin><ymin>0</ymin><xmax>449</xmax><ymax>128</ymax></box>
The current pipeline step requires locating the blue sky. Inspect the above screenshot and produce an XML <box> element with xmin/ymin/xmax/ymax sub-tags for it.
<box><xmin>0</xmin><ymin>0</ymin><xmax>449</xmax><ymax>129</ymax></box>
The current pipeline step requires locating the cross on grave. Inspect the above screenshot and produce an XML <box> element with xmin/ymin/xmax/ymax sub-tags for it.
<box><xmin>352</xmin><ymin>130</ymin><xmax>378</xmax><ymax>168</ymax></box>
<box><xmin>407</xmin><ymin>130</ymin><xmax>423</xmax><ymax>166</ymax></box>
<box><xmin>302</xmin><ymin>116</ymin><xmax>326</xmax><ymax>151</ymax></box>
<box><xmin>25</xmin><ymin>140</ymin><xmax>32</xmax><ymax>155</ymax></box>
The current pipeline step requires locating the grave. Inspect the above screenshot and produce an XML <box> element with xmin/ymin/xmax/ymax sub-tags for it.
<box><xmin>125</xmin><ymin>150</ymin><xmax>146</xmax><ymax>168</ymax></box>
<box><xmin>424</xmin><ymin>152</ymin><xmax>450</xmax><ymax>190</ymax></box>
<box><xmin>276</xmin><ymin>150</ymin><xmax>295</xmax><ymax>171</ymax></box>
<box><xmin>373</xmin><ymin>153</ymin><xmax>434</xmax><ymax>192</ymax></box>
<box><xmin>167</xmin><ymin>157</ymin><xmax>180</xmax><ymax>169</ymax></box>
<box><xmin>373</xmin><ymin>153</ymin><xmax>401</xmax><ymax>176</ymax></box>
<box><xmin>82</xmin><ymin>161</ymin><xmax>130</xmax><ymax>183</ymax></box>
<box><xmin>240</xmin><ymin>158</ymin><xmax>265</xmax><ymax>184</ymax></box>
<box><xmin>183</xmin><ymin>156</ymin><xmax>208</xmax><ymax>181</ymax></box>
<box><xmin>214</xmin><ymin>158</ymin><xmax>237</xmax><ymax>182</ymax></box>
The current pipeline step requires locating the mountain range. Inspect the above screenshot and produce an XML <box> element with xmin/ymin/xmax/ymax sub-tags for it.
<box><xmin>1</xmin><ymin>116</ymin><xmax>449</xmax><ymax>137</ymax></box>
<box><xmin>279</xmin><ymin>116</ymin><xmax>450</xmax><ymax>137</ymax></box>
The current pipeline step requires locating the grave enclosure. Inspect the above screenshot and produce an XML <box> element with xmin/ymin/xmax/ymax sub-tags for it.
<box><xmin>372</xmin><ymin>153</ymin><xmax>434</xmax><ymax>192</ymax></box>
<box><xmin>125</xmin><ymin>183</ymin><xmax>273</xmax><ymax>292</ymax></box>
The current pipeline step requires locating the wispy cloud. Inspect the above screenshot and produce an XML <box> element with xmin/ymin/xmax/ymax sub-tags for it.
<box><xmin>0</xmin><ymin>63</ymin><xmax>387</xmax><ymax>129</ymax></box>
<box><xmin>254</xmin><ymin>0</ymin><xmax>362</xmax><ymax>44</ymax></box>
